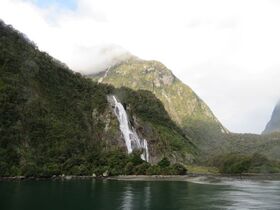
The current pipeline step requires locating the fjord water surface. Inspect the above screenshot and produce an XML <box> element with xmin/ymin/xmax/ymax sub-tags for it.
<box><xmin>1</xmin><ymin>179</ymin><xmax>280</xmax><ymax>210</ymax></box>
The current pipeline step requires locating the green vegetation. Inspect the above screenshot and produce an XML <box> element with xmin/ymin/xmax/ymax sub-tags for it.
<box><xmin>113</xmin><ymin>87</ymin><xmax>196</xmax><ymax>156</ymax></box>
<box><xmin>107</xmin><ymin>153</ymin><xmax>188</xmax><ymax>176</ymax></box>
<box><xmin>90</xmin><ymin>57</ymin><xmax>227</xmax><ymax>145</ymax></box>
<box><xmin>0</xmin><ymin>20</ymin><xmax>112</xmax><ymax>177</ymax></box>
<box><xmin>0</xmin><ymin>20</ymin><xmax>193</xmax><ymax>177</ymax></box>
<box><xmin>211</xmin><ymin>153</ymin><xmax>280</xmax><ymax>174</ymax></box>
<box><xmin>2</xmin><ymin>20</ymin><xmax>280</xmax><ymax>177</ymax></box>
<box><xmin>90</xmin><ymin>55</ymin><xmax>280</xmax><ymax>168</ymax></box>
<box><xmin>89</xmin><ymin>49</ymin><xmax>239</xmax><ymax>166</ymax></box>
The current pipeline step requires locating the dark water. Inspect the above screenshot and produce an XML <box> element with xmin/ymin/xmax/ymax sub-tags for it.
<box><xmin>1</xmin><ymin>178</ymin><xmax>280</xmax><ymax>210</ymax></box>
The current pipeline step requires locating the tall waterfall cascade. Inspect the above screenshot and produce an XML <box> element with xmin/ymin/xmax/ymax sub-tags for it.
<box><xmin>110</xmin><ymin>95</ymin><xmax>149</xmax><ymax>162</ymax></box>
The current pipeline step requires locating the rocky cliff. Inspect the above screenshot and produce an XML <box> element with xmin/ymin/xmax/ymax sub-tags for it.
<box><xmin>263</xmin><ymin>101</ymin><xmax>280</xmax><ymax>134</ymax></box>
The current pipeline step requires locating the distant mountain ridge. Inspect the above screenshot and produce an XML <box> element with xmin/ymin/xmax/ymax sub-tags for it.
<box><xmin>263</xmin><ymin>101</ymin><xmax>280</xmax><ymax>134</ymax></box>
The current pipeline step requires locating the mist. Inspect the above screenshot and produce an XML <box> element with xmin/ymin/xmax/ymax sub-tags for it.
<box><xmin>68</xmin><ymin>44</ymin><xmax>132</xmax><ymax>75</ymax></box>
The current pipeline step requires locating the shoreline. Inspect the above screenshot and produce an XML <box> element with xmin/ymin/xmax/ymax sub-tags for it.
<box><xmin>1</xmin><ymin>173</ymin><xmax>280</xmax><ymax>182</ymax></box>
<box><xmin>108</xmin><ymin>173</ymin><xmax>280</xmax><ymax>182</ymax></box>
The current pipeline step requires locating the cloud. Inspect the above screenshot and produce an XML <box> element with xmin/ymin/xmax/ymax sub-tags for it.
<box><xmin>70</xmin><ymin>44</ymin><xmax>132</xmax><ymax>74</ymax></box>
<box><xmin>1</xmin><ymin>0</ymin><xmax>280</xmax><ymax>133</ymax></box>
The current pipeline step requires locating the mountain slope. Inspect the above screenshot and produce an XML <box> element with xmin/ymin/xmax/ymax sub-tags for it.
<box><xmin>263</xmin><ymin>101</ymin><xmax>280</xmax><ymax>134</ymax></box>
<box><xmin>90</xmin><ymin>57</ymin><xmax>228</xmax><ymax>146</ymax></box>
<box><xmin>90</xmin><ymin>56</ymin><xmax>280</xmax><ymax>164</ymax></box>
<box><xmin>0</xmin><ymin>20</ymin><xmax>195</xmax><ymax>176</ymax></box>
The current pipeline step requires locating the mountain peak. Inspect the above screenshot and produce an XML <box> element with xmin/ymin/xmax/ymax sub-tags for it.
<box><xmin>263</xmin><ymin>101</ymin><xmax>280</xmax><ymax>134</ymax></box>
<box><xmin>90</xmin><ymin>56</ymin><xmax>227</xmax><ymax>135</ymax></box>
<box><xmin>114</xmin><ymin>58</ymin><xmax>176</xmax><ymax>86</ymax></box>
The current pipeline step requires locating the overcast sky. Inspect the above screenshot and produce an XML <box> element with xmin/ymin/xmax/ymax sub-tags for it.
<box><xmin>1</xmin><ymin>0</ymin><xmax>280</xmax><ymax>134</ymax></box>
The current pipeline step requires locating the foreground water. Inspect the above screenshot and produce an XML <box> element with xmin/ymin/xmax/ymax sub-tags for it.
<box><xmin>1</xmin><ymin>178</ymin><xmax>280</xmax><ymax>210</ymax></box>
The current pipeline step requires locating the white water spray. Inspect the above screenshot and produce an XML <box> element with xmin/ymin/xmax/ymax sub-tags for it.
<box><xmin>111</xmin><ymin>96</ymin><xmax>149</xmax><ymax>162</ymax></box>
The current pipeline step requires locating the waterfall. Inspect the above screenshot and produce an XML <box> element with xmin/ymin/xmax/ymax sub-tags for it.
<box><xmin>141</xmin><ymin>139</ymin><xmax>149</xmax><ymax>162</ymax></box>
<box><xmin>111</xmin><ymin>96</ymin><xmax>149</xmax><ymax>162</ymax></box>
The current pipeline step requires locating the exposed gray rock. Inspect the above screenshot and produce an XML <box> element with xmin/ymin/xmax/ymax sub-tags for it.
<box><xmin>102</xmin><ymin>170</ymin><xmax>109</xmax><ymax>177</ymax></box>
<box><xmin>263</xmin><ymin>101</ymin><xmax>280</xmax><ymax>134</ymax></box>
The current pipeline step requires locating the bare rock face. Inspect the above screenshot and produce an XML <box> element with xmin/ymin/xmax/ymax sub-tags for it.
<box><xmin>161</xmin><ymin>74</ymin><xmax>174</xmax><ymax>85</ymax></box>
<box><xmin>263</xmin><ymin>101</ymin><xmax>280</xmax><ymax>134</ymax></box>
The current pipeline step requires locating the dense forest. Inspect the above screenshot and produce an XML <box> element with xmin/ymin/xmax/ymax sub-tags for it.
<box><xmin>1</xmin><ymin>19</ymin><xmax>280</xmax><ymax>177</ymax></box>
<box><xmin>0</xmin><ymin>20</ymin><xmax>194</xmax><ymax>177</ymax></box>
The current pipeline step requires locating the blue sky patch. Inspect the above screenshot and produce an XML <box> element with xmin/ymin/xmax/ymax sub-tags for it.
<box><xmin>32</xmin><ymin>0</ymin><xmax>77</xmax><ymax>10</ymax></box>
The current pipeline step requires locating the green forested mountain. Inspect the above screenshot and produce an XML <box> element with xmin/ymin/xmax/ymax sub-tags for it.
<box><xmin>263</xmin><ymin>101</ymin><xmax>280</xmax><ymax>134</ymax></box>
<box><xmin>1</xmin><ymin>19</ymin><xmax>280</xmax><ymax>177</ymax></box>
<box><xmin>92</xmin><ymin>58</ymin><xmax>220</xmax><ymax>127</ymax></box>
<box><xmin>89</xmin><ymin>52</ymin><xmax>280</xmax><ymax>172</ymax></box>
<box><xmin>0</xmin><ymin>20</ymin><xmax>194</xmax><ymax>177</ymax></box>
<box><xmin>90</xmin><ymin>57</ymin><xmax>228</xmax><ymax>147</ymax></box>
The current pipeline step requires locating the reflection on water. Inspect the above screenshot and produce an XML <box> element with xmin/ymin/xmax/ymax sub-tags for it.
<box><xmin>120</xmin><ymin>182</ymin><xmax>151</xmax><ymax>210</ymax></box>
<box><xmin>121</xmin><ymin>185</ymin><xmax>133</xmax><ymax>210</ymax></box>
<box><xmin>0</xmin><ymin>178</ymin><xmax>280</xmax><ymax>210</ymax></box>
<box><xmin>144</xmin><ymin>183</ymin><xmax>151</xmax><ymax>209</ymax></box>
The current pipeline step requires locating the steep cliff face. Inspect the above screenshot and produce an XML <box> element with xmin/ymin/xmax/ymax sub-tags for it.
<box><xmin>0</xmin><ymin>21</ymin><xmax>195</xmax><ymax>176</ymax></box>
<box><xmin>263</xmin><ymin>101</ymin><xmax>280</xmax><ymax>134</ymax></box>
